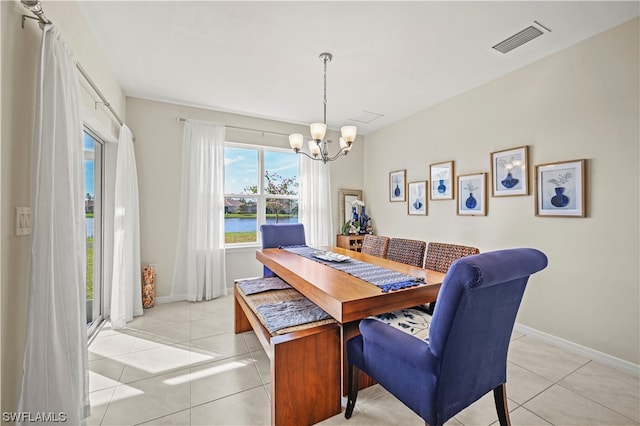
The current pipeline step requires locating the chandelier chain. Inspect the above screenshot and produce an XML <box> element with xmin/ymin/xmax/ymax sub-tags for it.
<box><xmin>322</xmin><ymin>55</ymin><xmax>328</xmax><ymax>125</ymax></box>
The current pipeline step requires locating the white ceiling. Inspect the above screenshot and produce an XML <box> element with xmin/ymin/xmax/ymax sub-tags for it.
<box><xmin>76</xmin><ymin>1</ymin><xmax>638</xmax><ymax>136</ymax></box>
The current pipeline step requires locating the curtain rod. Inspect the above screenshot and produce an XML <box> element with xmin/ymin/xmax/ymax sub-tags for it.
<box><xmin>176</xmin><ymin>117</ymin><xmax>290</xmax><ymax>137</ymax></box>
<box><xmin>21</xmin><ymin>0</ymin><xmax>136</xmax><ymax>141</ymax></box>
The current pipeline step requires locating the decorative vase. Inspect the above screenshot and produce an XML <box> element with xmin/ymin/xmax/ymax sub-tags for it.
<box><xmin>359</xmin><ymin>206</ymin><xmax>368</xmax><ymax>231</ymax></box>
<box><xmin>550</xmin><ymin>187</ymin><xmax>569</xmax><ymax>207</ymax></box>
<box><xmin>394</xmin><ymin>184</ymin><xmax>401</xmax><ymax>197</ymax></box>
<box><xmin>501</xmin><ymin>172</ymin><xmax>519</xmax><ymax>189</ymax></box>
<box><xmin>437</xmin><ymin>179</ymin><xmax>446</xmax><ymax>194</ymax></box>
<box><xmin>360</xmin><ymin>206</ymin><xmax>371</xmax><ymax>234</ymax></box>
<box><xmin>413</xmin><ymin>199</ymin><xmax>423</xmax><ymax>210</ymax></box>
<box><xmin>351</xmin><ymin>206</ymin><xmax>358</xmax><ymax>222</ymax></box>
<box><xmin>465</xmin><ymin>193</ymin><xmax>477</xmax><ymax>209</ymax></box>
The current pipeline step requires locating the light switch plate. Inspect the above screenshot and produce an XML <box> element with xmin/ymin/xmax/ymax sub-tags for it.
<box><xmin>16</xmin><ymin>207</ymin><xmax>31</xmax><ymax>236</ymax></box>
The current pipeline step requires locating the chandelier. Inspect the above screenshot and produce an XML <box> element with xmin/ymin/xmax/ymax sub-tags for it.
<box><xmin>288</xmin><ymin>52</ymin><xmax>357</xmax><ymax>163</ymax></box>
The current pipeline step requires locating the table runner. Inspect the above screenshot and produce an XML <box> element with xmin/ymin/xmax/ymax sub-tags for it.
<box><xmin>282</xmin><ymin>245</ymin><xmax>423</xmax><ymax>292</ymax></box>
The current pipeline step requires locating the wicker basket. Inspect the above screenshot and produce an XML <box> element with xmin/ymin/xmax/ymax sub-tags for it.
<box><xmin>142</xmin><ymin>265</ymin><xmax>155</xmax><ymax>309</ymax></box>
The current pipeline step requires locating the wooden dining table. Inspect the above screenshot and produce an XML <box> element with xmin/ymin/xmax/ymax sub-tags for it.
<box><xmin>256</xmin><ymin>245</ymin><xmax>446</xmax><ymax>395</ymax></box>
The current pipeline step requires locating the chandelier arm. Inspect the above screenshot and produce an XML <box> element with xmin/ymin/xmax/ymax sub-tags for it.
<box><xmin>295</xmin><ymin>150</ymin><xmax>321</xmax><ymax>162</ymax></box>
<box><xmin>326</xmin><ymin>147</ymin><xmax>349</xmax><ymax>162</ymax></box>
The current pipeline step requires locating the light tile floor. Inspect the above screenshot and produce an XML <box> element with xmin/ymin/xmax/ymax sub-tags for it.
<box><xmin>88</xmin><ymin>295</ymin><xmax>639</xmax><ymax>426</ymax></box>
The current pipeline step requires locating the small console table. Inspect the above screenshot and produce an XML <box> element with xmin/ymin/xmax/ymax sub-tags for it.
<box><xmin>336</xmin><ymin>234</ymin><xmax>365</xmax><ymax>252</ymax></box>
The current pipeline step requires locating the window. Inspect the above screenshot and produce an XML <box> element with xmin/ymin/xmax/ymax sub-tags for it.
<box><xmin>84</xmin><ymin>129</ymin><xmax>104</xmax><ymax>334</ymax></box>
<box><xmin>224</xmin><ymin>143</ymin><xmax>299</xmax><ymax>245</ymax></box>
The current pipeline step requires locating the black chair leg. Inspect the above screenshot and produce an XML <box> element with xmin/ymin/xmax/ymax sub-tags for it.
<box><xmin>493</xmin><ymin>383</ymin><xmax>511</xmax><ymax>426</ymax></box>
<box><xmin>345</xmin><ymin>362</ymin><xmax>360</xmax><ymax>419</ymax></box>
<box><xmin>426</xmin><ymin>301</ymin><xmax>436</xmax><ymax>315</ymax></box>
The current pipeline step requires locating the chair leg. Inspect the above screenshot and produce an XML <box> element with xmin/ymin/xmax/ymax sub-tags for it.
<box><xmin>493</xmin><ymin>383</ymin><xmax>511</xmax><ymax>426</ymax></box>
<box><xmin>426</xmin><ymin>301</ymin><xmax>436</xmax><ymax>315</ymax></box>
<box><xmin>344</xmin><ymin>362</ymin><xmax>360</xmax><ymax>419</ymax></box>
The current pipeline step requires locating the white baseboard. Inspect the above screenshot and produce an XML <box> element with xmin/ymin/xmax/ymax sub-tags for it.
<box><xmin>514</xmin><ymin>323</ymin><xmax>640</xmax><ymax>378</ymax></box>
<box><xmin>154</xmin><ymin>291</ymin><xmax>233</xmax><ymax>304</ymax></box>
<box><xmin>154</xmin><ymin>295</ymin><xmax>185</xmax><ymax>304</ymax></box>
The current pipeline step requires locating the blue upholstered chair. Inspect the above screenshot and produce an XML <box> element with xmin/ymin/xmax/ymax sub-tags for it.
<box><xmin>259</xmin><ymin>223</ymin><xmax>306</xmax><ymax>276</ymax></box>
<box><xmin>345</xmin><ymin>248</ymin><xmax>548</xmax><ymax>426</ymax></box>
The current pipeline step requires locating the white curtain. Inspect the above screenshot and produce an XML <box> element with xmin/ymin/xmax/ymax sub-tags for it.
<box><xmin>18</xmin><ymin>24</ymin><xmax>90</xmax><ymax>424</ymax></box>
<box><xmin>110</xmin><ymin>124</ymin><xmax>142</xmax><ymax>329</ymax></box>
<box><xmin>172</xmin><ymin>120</ymin><xmax>227</xmax><ymax>301</ymax></box>
<box><xmin>298</xmin><ymin>156</ymin><xmax>334</xmax><ymax>246</ymax></box>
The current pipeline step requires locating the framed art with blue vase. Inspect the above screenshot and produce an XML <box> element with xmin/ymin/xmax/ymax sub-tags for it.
<box><xmin>389</xmin><ymin>170</ymin><xmax>406</xmax><ymax>202</ymax></box>
<box><xmin>457</xmin><ymin>172</ymin><xmax>487</xmax><ymax>216</ymax></box>
<box><xmin>408</xmin><ymin>181</ymin><xmax>427</xmax><ymax>215</ymax></box>
<box><xmin>491</xmin><ymin>146</ymin><xmax>528</xmax><ymax>197</ymax></box>
<box><xmin>430</xmin><ymin>161</ymin><xmax>454</xmax><ymax>200</ymax></box>
<box><xmin>535</xmin><ymin>159</ymin><xmax>585</xmax><ymax>217</ymax></box>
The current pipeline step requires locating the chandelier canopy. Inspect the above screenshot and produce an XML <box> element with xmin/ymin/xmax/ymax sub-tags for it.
<box><xmin>289</xmin><ymin>53</ymin><xmax>357</xmax><ymax>163</ymax></box>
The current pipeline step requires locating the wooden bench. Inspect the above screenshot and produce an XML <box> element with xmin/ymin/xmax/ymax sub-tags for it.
<box><xmin>234</xmin><ymin>279</ymin><xmax>342</xmax><ymax>426</ymax></box>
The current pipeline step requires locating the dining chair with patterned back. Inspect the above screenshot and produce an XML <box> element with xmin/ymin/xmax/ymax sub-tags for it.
<box><xmin>361</xmin><ymin>235</ymin><xmax>390</xmax><ymax>258</ymax></box>
<box><xmin>386</xmin><ymin>238</ymin><xmax>427</xmax><ymax>268</ymax></box>
<box><xmin>423</xmin><ymin>242</ymin><xmax>480</xmax><ymax>314</ymax></box>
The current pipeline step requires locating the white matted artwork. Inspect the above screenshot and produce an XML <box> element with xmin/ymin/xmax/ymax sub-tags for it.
<box><xmin>457</xmin><ymin>173</ymin><xmax>487</xmax><ymax>216</ymax></box>
<box><xmin>491</xmin><ymin>146</ymin><xmax>528</xmax><ymax>197</ymax></box>
<box><xmin>535</xmin><ymin>159</ymin><xmax>585</xmax><ymax>217</ymax></box>
<box><xmin>408</xmin><ymin>181</ymin><xmax>427</xmax><ymax>215</ymax></box>
<box><xmin>389</xmin><ymin>170</ymin><xmax>406</xmax><ymax>202</ymax></box>
<box><xmin>430</xmin><ymin>161</ymin><xmax>454</xmax><ymax>200</ymax></box>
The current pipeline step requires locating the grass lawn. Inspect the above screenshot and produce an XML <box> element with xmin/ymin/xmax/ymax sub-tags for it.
<box><xmin>224</xmin><ymin>213</ymin><xmax>295</xmax><ymax>219</ymax></box>
<box><xmin>225</xmin><ymin>232</ymin><xmax>257</xmax><ymax>244</ymax></box>
<box><xmin>86</xmin><ymin>238</ymin><xmax>93</xmax><ymax>300</ymax></box>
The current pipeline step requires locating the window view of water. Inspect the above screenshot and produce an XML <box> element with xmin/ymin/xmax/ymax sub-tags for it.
<box><xmin>225</xmin><ymin>216</ymin><xmax>297</xmax><ymax>233</ymax></box>
<box><xmin>86</xmin><ymin>217</ymin><xmax>94</xmax><ymax>238</ymax></box>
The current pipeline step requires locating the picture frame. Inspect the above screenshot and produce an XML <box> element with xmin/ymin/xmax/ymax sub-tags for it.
<box><xmin>407</xmin><ymin>181</ymin><xmax>428</xmax><ymax>215</ymax></box>
<box><xmin>430</xmin><ymin>161</ymin><xmax>454</xmax><ymax>200</ymax></box>
<box><xmin>338</xmin><ymin>189</ymin><xmax>363</xmax><ymax>226</ymax></box>
<box><xmin>457</xmin><ymin>172</ymin><xmax>487</xmax><ymax>216</ymax></box>
<box><xmin>490</xmin><ymin>145</ymin><xmax>528</xmax><ymax>197</ymax></box>
<box><xmin>535</xmin><ymin>159</ymin><xmax>585</xmax><ymax>217</ymax></box>
<box><xmin>389</xmin><ymin>170</ymin><xmax>406</xmax><ymax>202</ymax></box>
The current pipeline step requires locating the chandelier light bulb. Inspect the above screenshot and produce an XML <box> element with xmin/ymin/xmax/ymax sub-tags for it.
<box><xmin>308</xmin><ymin>140</ymin><xmax>321</xmax><ymax>157</ymax></box>
<box><xmin>310</xmin><ymin>123</ymin><xmax>327</xmax><ymax>141</ymax></box>
<box><xmin>289</xmin><ymin>133</ymin><xmax>304</xmax><ymax>151</ymax></box>
<box><xmin>340</xmin><ymin>126</ymin><xmax>357</xmax><ymax>144</ymax></box>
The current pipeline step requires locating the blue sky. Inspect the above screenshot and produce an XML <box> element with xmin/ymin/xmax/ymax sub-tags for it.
<box><xmin>224</xmin><ymin>147</ymin><xmax>298</xmax><ymax>194</ymax></box>
<box><xmin>84</xmin><ymin>132</ymin><xmax>95</xmax><ymax>198</ymax></box>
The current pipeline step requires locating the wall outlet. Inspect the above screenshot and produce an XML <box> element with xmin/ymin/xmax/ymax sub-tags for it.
<box><xmin>16</xmin><ymin>207</ymin><xmax>31</xmax><ymax>236</ymax></box>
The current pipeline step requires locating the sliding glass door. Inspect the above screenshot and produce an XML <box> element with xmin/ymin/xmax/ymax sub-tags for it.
<box><xmin>84</xmin><ymin>129</ymin><xmax>104</xmax><ymax>334</ymax></box>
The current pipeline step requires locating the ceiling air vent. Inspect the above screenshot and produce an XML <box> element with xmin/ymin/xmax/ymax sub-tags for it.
<box><xmin>349</xmin><ymin>110</ymin><xmax>384</xmax><ymax>124</ymax></box>
<box><xmin>492</xmin><ymin>25</ymin><xmax>544</xmax><ymax>54</ymax></box>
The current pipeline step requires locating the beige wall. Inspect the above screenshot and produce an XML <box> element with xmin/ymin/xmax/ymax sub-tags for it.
<box><xmin>363</xmin><ymin>18</ymin><xmax>639</xmax><ymax>364</ymax></box>
<box><xmin>1</xmin><ymin>0</ymin><xmax>125</xmax><ymax>415</ymax></box>
<box><xmin>126</xmin><ymin>97</ymin><xmax>365</xmax><ymax>300</ymax></box>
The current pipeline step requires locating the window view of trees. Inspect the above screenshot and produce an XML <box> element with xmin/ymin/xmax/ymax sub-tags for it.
<box><xmin>224</xmin><ymin>145</ymin><xmax>299</xmax><ymax>244</ymax></box>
